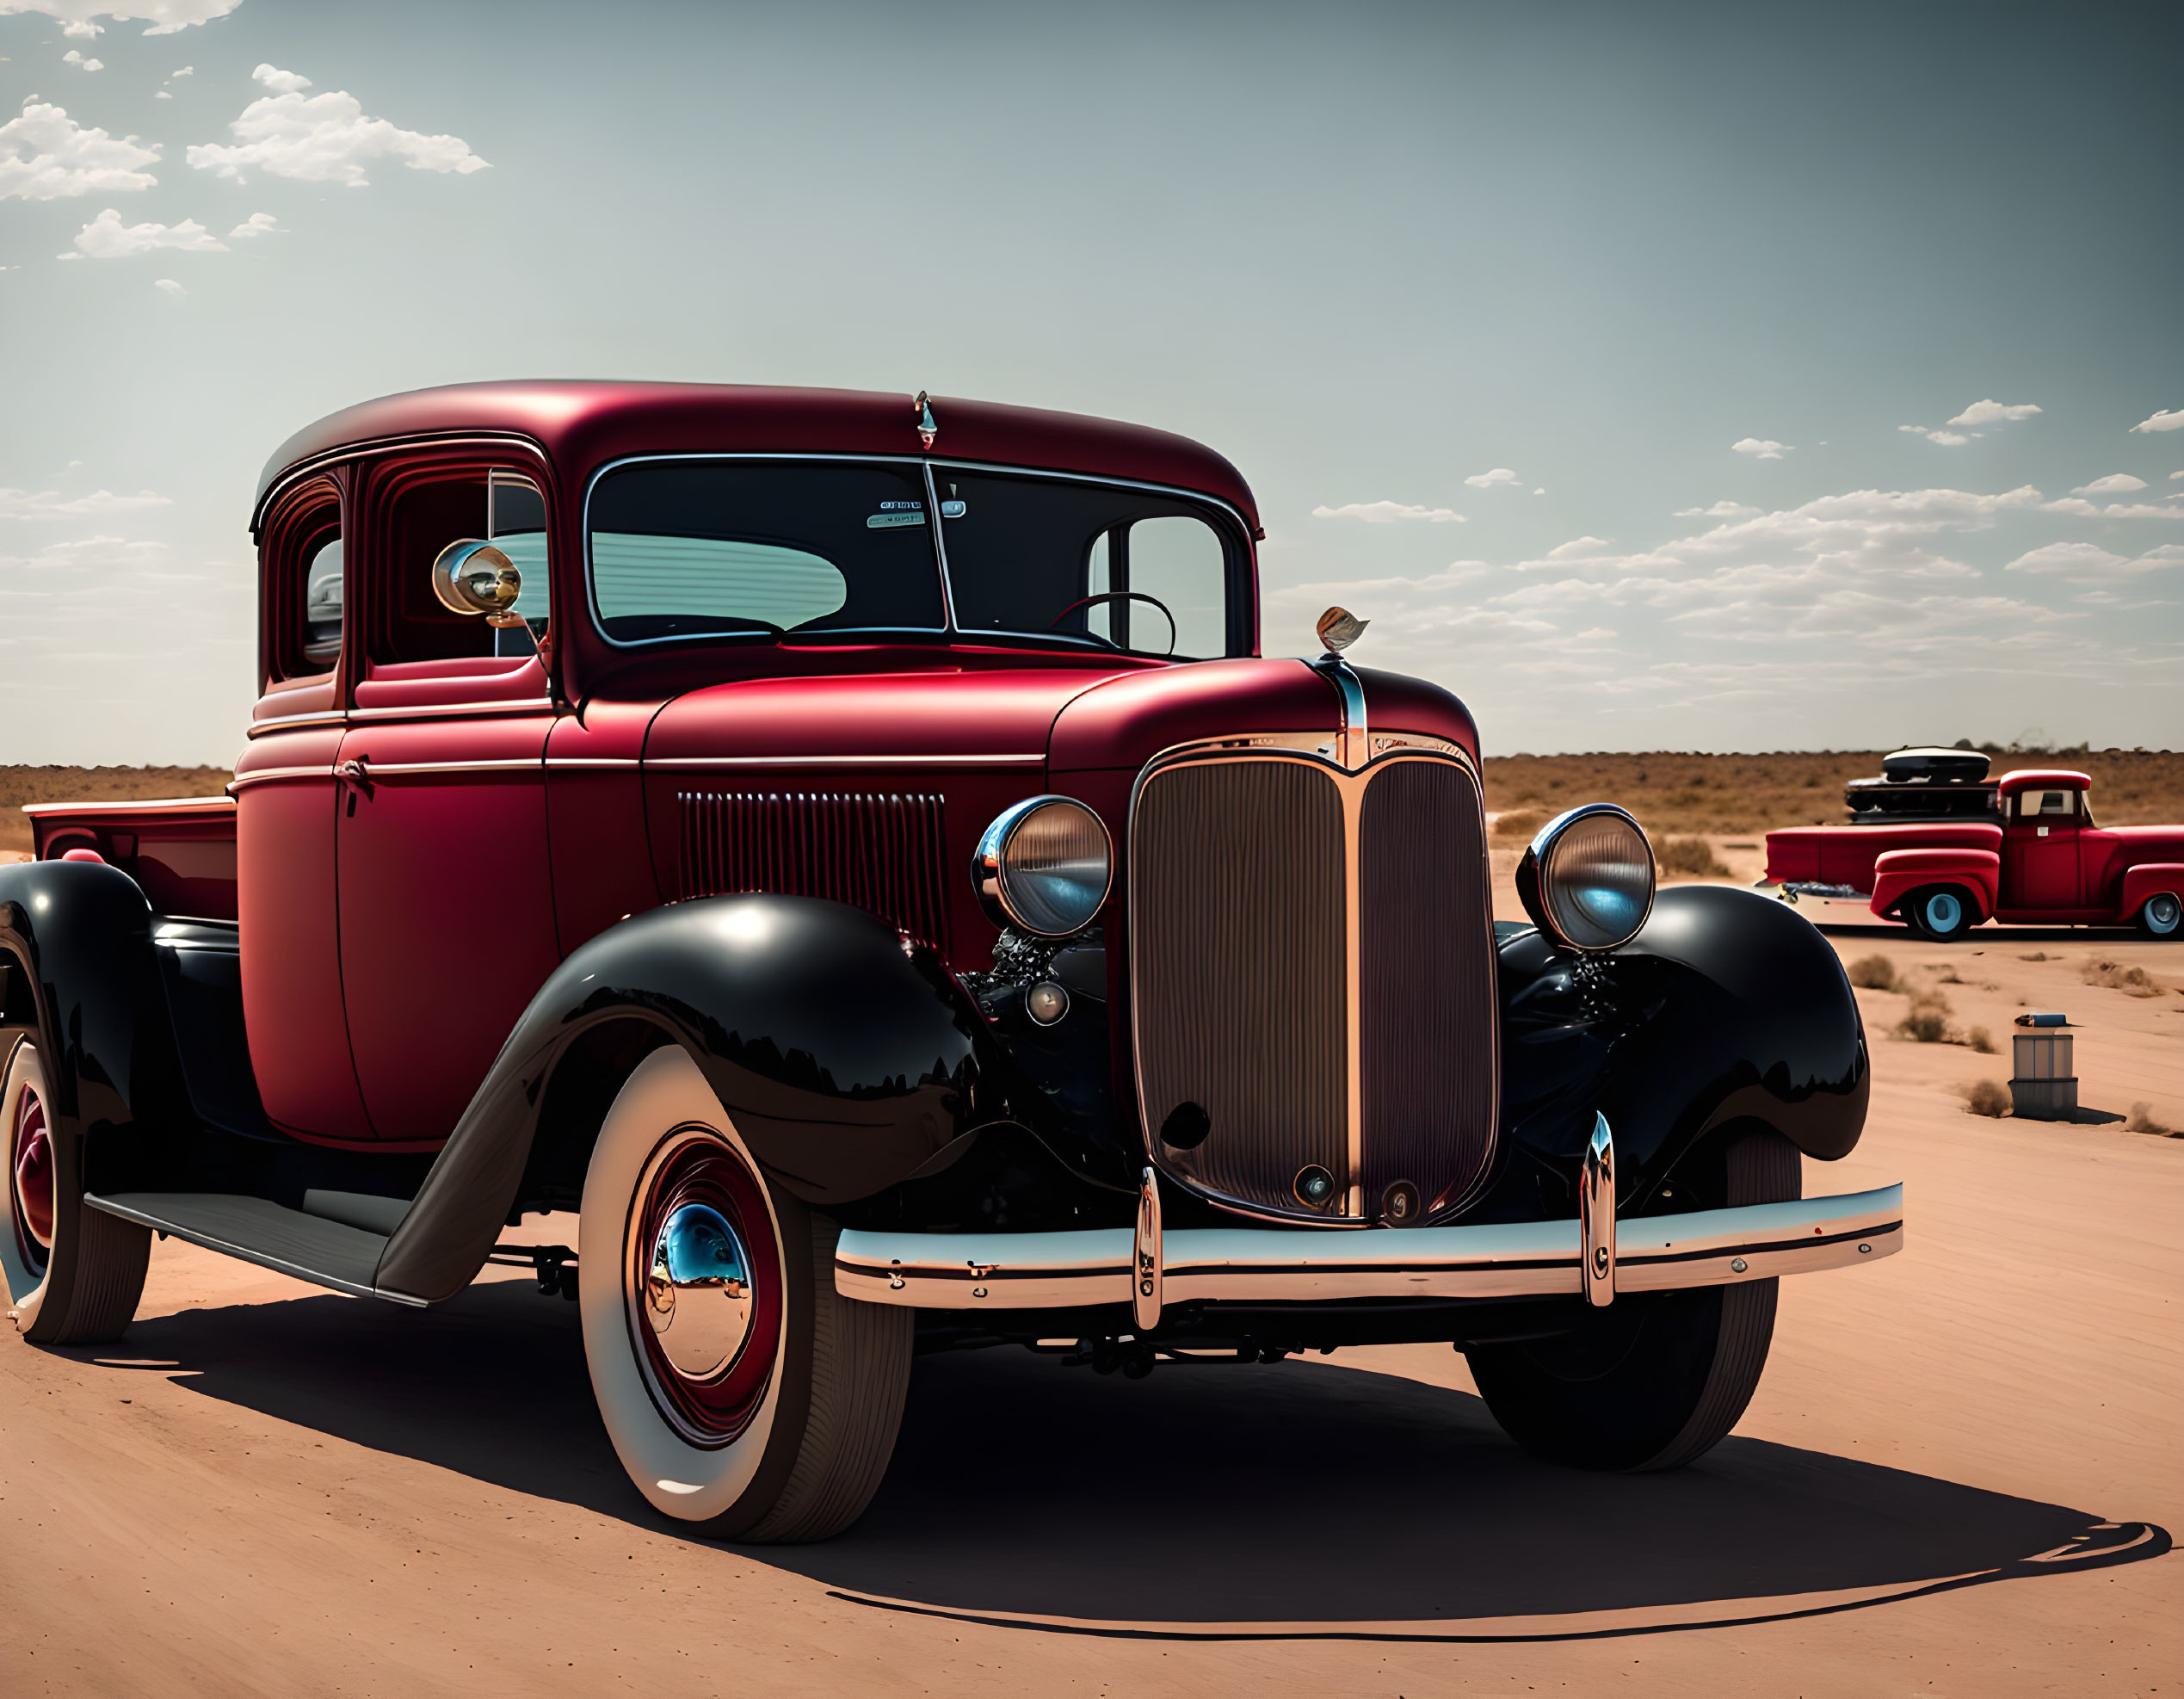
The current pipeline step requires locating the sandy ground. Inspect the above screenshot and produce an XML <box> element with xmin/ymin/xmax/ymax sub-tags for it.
<box><xmin>3</xmin><ymin>862</ymin><xmax>2181</xmax><ymax>1694</ymax></box>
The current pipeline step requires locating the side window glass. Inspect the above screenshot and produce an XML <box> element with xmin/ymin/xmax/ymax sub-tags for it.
<box><xmin>1123</xmin><ymin>515</ymin><xmax>1226</xmax><ymax>659</ymax></box>
<box><xmin>302</xmin><ymin>536</ymin><xmax>344</xmax><ymax>665</ymax></box>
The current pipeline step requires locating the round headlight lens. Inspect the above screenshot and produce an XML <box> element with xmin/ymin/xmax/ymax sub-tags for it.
<box><xmin>973</xmin><ymin>796</ymin><xmax>1113</xmax><ymax>937</ymax></box>
<box><xmin>1521</xmin><ymin>805</ymin><xmax>1655</xmax><ymax>951</ymax></box>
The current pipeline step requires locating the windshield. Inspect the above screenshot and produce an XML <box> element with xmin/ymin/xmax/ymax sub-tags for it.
<box><xmin>586</xmin><ymin>458</ymin><xmax>1242</xmax><ymax>656</ymax></box>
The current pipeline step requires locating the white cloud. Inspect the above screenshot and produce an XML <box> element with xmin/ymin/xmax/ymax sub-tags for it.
<box><xmin>250</xmin><ymin>65</ymin><xmax>311</xmax><ymax>95</ymax></box>
<box><xmin>0</xmin><ymin>99</ymin><xmax>161</xmax><ymax>201</ymax></box>
<box><xmin>1311</xmin><ymin>501</ymin><xmax>1465</xmax><ymax>524</ymax></box>
<box><xmin>0</xmin><ymin>486</ymin><xmax>171</xmax><ymax>518</ymax></box>
<box><xmin>2132</xmin><ymin>409</ymin><xmax>2184</xmax><ymax>434</ymax></box>
<box><xmin>1946</xmin><ymin>399</ymin><xmax>2042</xmax><ymax>427</ymax></box>
<box><xmin>1533</xmin><ymin>488</ymin><xmax>1545</xmax><ymax>496</ymax></box>
<box><xmin>61</xmin><ymin>206</ymin><xmax>225</xmax><ymax>258</ymax></box>
<box><xmin>1463</xmin><ymin>467</ymin><xmax>1521</xmax><ymax>489</ymax></box>
<box><xmin>154</xmin><ymin>91</ymin><xmax>171</xmax><ymax>100</ymax></box>
<box><xmin>2039</xmin><ymin>495</ymin><xmax>2184</xmax><ymax>520</ymax></box>
<box><xmin>1731</xmin><ymin>438</ymin><xmax>1792</xmax><ymax>460</ymax></box>
<box><xmin>187</xmin><ymin>65</ymin><xmax>490</xmax><ymax>187</ymax></box>
<box><xmin>0</xmin><ymin>3</ymin><xmax>244</xmax><ymax>35</ymax></box>
<box><xmin>2072</xmin><ymin>473</ymin><xmax>2148</xmax><ymax>496</ymax></box>
<box><xmin>152</xmin><ymin>276</ymin><xmax>183</xmax><ymax>294</ymax></box>
<box><xmin>168</xmin><ymin>65</ymin><xmax>192</xmax><ymax>78</ymax></box>
<box><xmin>2173</xmin><ymin>471</ymin><xmax>2184</xmax><ymax>480</ymax></box>
<box><xmin>1898</xmin><ymin>424</ymin><xmax>1974</xmax><ymax>446</ymax></box>
<box><xmin>60</xmin><ymin>49</ymin><xmax>103</xmax><ymax>70</ymax></box>
<box><xmin>2005</xmin><ymin>541</ymin><xmax>2184</xmax><ymax>582</ymax></box>
<box><xmin>1674</xmin><ymin>500</ymin><xmax>1761</xmax><ymax>520</ymax></box>
<box><xmin>226</xmin><ymin>210</ymin><xmax>278</xmax><ymax>238</ymax></box>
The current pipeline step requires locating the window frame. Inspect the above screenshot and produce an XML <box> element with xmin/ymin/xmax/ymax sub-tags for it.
<box><xmin>578</xmin><ymin>451</ymin><xmax>1256</xmax><ymax>660</ymax></box>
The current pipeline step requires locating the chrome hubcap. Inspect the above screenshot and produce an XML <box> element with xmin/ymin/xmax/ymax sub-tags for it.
<box><xmin>2151</xmin><ymin>895</ymin><xmax>2181</xmax><ymax>932</ymax></box>
<box><xmin>1926</xmin><ymin>893</ymin><xmax>1961</xmax><ymax>931</ymax></box>
<box><xmin>644</xmin><ymin>1202</ymin><xmax>755</xmax><ymax>1380</ymax></box>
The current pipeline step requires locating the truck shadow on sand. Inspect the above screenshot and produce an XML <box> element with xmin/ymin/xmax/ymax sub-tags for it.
<box><xmin>98</xmin><ymin>1280</ymin><xmax>2168</xmax><ymax>1640</ymax></box>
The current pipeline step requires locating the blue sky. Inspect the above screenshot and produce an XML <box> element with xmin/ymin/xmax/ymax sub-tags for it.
<box><xmin>2</xmin><ymin>0</ymin><xmax>2179</xmax><ymax>764</ymax></box>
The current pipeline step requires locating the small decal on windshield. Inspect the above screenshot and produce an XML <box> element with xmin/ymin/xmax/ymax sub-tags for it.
<box><xmin>867</xmin><ymin>510</ymin><xmax>927</xmax><ymax>529</ymax></box>
<box><xmin>940</xmin><ymin>499</ymin><xmax>966</xmax><ymax>518</ymax></box>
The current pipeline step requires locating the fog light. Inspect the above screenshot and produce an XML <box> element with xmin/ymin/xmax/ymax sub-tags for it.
<box><xmin>1294</xmin><ymin>1165</ymin><xmax>1336</xmax><ymax>1208</ymax></box>
<box><xmin>1025</xmin><ymin>979</ymin><xmax>1069</xmax><ymax>1026</ymax></box>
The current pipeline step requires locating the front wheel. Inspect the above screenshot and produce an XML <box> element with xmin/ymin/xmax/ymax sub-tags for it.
<box><xmin>1906</xmin><ymin>884</ymin><xmax>1974</xmax><ymax>942</ymax></box>
<box><xmin>2138</xmin><ymin>892</ymin><xmax>2181</xmax><ymax>939</ymax></box>
<box><xmin>1466</xmin><ymin>1128</ymin><xmax>1800</xmax><ymax>1472</ymax></box>
<box><xmin>578</xmin><ymin>1044</ymin><xmax>912</xmax><ymax>1542</ymax></box>
<box><xmin>3</xmin><ymin>1040</ymin><xmax>150</xmax><ymax>1344</ymax></box>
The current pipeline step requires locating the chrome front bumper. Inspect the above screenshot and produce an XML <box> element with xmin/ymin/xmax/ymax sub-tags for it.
<box><xmin>833</xmin><ymin>1181</ymin><xmax>1904</xmax><ymax>1315</ymax></box>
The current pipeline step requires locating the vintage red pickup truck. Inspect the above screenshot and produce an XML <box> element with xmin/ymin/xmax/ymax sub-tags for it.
<box><xmin>1766</xmin><ymin>752</ymin><xmax>2184</xmax><ymax>941</ymax></box>
<box><xmin>4</xmin><ymin>383</ymin><xmax>1902</xmax><ymax>1541</ymax></box>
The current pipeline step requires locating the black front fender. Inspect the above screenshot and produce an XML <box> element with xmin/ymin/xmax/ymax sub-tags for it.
<box><xmin>1497</xmin><ymin>884</ymin><xmax>1869</xmax><ymax>1212</ymax></box>
<box><xmin>375</xmin><ymin>894</ymin><xmax>1068</xmax><ymax>1304</ymax></box>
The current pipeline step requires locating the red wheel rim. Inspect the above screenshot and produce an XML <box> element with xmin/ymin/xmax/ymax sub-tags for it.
<box><xmin>11</xmin><ymin>1082</ymin><xmax>53</xmax><ymax>1270</ymax></box>
<box><xmin>626</xmin><ymin>1130</ymin><xmax>782</xmax><ymax>1447</ymax></box>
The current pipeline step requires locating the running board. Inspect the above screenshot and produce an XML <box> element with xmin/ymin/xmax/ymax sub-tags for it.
<box><xmin>85</xmin><ymin>1192</ymin><xmax>424</xmax><ymax>1306</ymax></box>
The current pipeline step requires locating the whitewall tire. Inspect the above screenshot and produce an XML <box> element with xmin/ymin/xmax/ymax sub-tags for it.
<box><xmin>577</xmin><ymin>1044</ymin><xmax>912</xmax><ymax>1541</ymax></box>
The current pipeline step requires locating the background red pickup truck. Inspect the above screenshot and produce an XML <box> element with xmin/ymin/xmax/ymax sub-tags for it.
<box><xmin>1765</xmin><ymin>765</ymin><xmax>2184</xmax><ymax>941</ymax></box>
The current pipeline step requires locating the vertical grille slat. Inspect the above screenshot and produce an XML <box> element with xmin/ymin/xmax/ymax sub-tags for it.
<box><xmin>1132</xmin><ymin>761</ymin><xmax>1348</xmax><ymax>1212</ymax></box>
<box><xmin>1131</xmin><ymin>750</ymin><xmax>1498</xmax><ymax>1224</ymax></box>
<box><xmin>1359</xmin><ymin>761</ymin><xmax>1498</xmax><ymax>1214</ymax></box>
<box><xmin>678</xmin><ymin>790</ymin><xmax>950</xmax><ymax>952</ymax></box>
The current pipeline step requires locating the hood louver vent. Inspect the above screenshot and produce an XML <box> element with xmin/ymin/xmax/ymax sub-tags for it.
<box><xmin>678</xmin><ymin>790</ymin><xmax>951</xmax><ymax>952</ymax></box>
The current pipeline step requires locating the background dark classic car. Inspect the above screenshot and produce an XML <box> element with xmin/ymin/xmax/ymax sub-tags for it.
<box><xmin>2</xmin><ymin>383</ymin><xmax>1898</xmax><ymax>1541</ymax></box>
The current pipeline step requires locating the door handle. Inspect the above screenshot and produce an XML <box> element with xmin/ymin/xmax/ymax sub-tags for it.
<box><xmin>337</xmin><ymin>756</ymin><xmax>372</xmax><ymax>813</ymax></box>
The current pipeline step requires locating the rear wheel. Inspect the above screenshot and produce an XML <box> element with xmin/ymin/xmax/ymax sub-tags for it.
<box><xmin>3</xmin><ymin>1040</ymin><xmax>149</xmax><ymax>1344</ymax></box>
<box><xmin>1467</xmin><ymin>1128</ymin><xmax>1801</xmax><ymax>1472</ymax></box>
<box><xmin>578</xmin><ymin>1045</ymin><xmax>912</xmax><ymax>1542</ymax></box>
<box><xmin>1906</xmin><ymin>884</ymin><xmax>1974</xmax><ymax>942</ymax></box>
<box><xmin>2139</xmin><ymin>893</ymin><xmax>2181</xmax><ymax>938</ymax></box>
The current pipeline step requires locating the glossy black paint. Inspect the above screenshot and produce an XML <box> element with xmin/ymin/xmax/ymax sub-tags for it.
<box><xmin>1490</xmin><ymin>884</ymin><xmax>1869</xmax><ymax>1219</ymax></box>
<box><xmin>375</xmin><ymin>893</ymin><xmax>1125</xmax><ymax>1305</ymax></box>
<box><xmin>0</xmin><ymin>860</ymin><xmax>190</xmax><ymax>1171</ymax></box>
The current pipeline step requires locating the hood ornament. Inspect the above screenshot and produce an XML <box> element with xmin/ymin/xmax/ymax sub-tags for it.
<box><xmin>914</xmin><ymin>390</ymin><xmax>938</xmax><ymax>450</ymax></box>
<box><xmin>1316</xmin><ymin>605</ymin><xmax>1368</xmax><ymax>657</ymax></box>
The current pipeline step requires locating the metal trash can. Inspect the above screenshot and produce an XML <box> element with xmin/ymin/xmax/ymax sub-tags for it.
<box><xmin>2010</xmin><ymin>1029</ymin><xmax>2076</xmax><ymax>1121</ymax></box>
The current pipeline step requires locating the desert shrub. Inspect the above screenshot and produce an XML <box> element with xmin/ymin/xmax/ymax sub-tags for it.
<box><xmin>2020</xmin><ymin>952</ymin><xmax>2051</xmax><ymax>962</ymax></box>
<box><xmin>1657</xmin><ymin>835</ymin><xmax>1731</xmax><ymax>877</ymax></box>
<box><xmin>1963</xmin><ymin>1078</ymin><xmax>2011</xmax><ymax>1118</ymax></box>
<box><xmin>1846</xmin><ymin>955</ymin><xmax>1900</xmax><ymax>991</ymax></box>
<box><xmin>1896</xmin><ymin>988</ymin><xmax>1952</xmax><ymax>1042</ymax></box>
<box><xmin>1935</xmin><ymin>966</ymin><xmax>1964</xmax><ymax>984</ymax></box>
<box><xmin>1965</xmin><ymin>1025</ymin><xmax>1995</xmax><ymax>1053</ymax></box>
<box><xmin>2125</xmin><ymin>1102</ymin><xmax>2181</xmax><ymax>1138</ymax></box>
<box><xmin>2082</xmin><ymin>957</ymin><xmax>2166</xmax><ymax>998</ymax></box>
<box><xmin>1492</xmin><ymin>807</ymin><xmax>1552</xmax><ymax>843</ymax></box>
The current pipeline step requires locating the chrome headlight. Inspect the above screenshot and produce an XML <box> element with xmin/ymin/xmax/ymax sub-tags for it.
<box><xmin>1516</xmin><ymin>804</ymin><xmax>1655</xmax><ymax>951</ymax></box>
<box><xmin>972</xmin><ymin>796</ymin><xmax>1113</xmax><ymax>937</ymax></box>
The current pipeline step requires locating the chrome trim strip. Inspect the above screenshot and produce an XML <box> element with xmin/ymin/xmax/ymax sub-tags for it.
<box><xmin>546</xmin><ymin>757</ymin><xmax>644</xmax><ymax>769</ymax></box>
<box><xmin>225</xmin><ymin>764</ymin><xmax>337</xmax><ymax>794</ymax></box>
<box><xmin>1580</xmin><ymin>1113</ymin><xmax>1615</xmax><ymax>1307</ymax></box>
<box><xmin>833</xmin><ymin>1183</ymin><xmax>1904</xmax><ymax>1310</ymax></box>
<box><xmin>1133</xmin><ymin>1166</ymin><xmax>1163</xmax><ymax>1331</ymax></box>
<box><xmin>346</xmin><ymin>697</ymin><xmax>555</xmax><ymax>721</ymax></box>
<box><xmin>21</xmin><ymin>795</ymin><xmax>233</xmax><ymax>816</ymax></box>
<box><xmin>246</xmin><ymin>709</ymin><xmax>349</xmax><ymax>737</ymax></box>
<box><xmin>1312</xmin><ymin>655</ymin><xmax>1368</xmax><ymax>771</ymax></box>
<box><xmin>346</xmin><ymin>758</ymin><xmax>543</xmax><ymax>777</ymax></box>
<box><xmin>647</xmin><ymin>752</ymin><xmax>1044</xmax><ymax>769</ymax></box>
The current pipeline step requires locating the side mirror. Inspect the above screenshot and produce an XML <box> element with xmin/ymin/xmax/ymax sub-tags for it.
<box><xmin>431</xmin><ymin>539</ymin><xmax>525</xmax><ymax>627</ymax></box>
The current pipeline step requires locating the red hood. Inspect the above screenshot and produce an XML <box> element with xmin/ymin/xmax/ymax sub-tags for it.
<box><xmin>1049</xmin><ymin>658</ymin><xmax>1481</xmax><ymax>773</ymax></box>
<box><xmin>645</xmin><ymin>664</ymin><xmax>1133</xmax><ymax>763</ymax></box>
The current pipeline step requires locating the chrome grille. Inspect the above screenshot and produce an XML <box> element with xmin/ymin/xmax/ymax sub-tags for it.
<box><xmin>1131</xmin><ymin>751</ymin><xmax>1496</xmax><ymax>1223</ymax></box>
<box><xmin>678</xmin><ymin>790</ymin><xmax>950</xmax><ymax>951</ymax></box>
